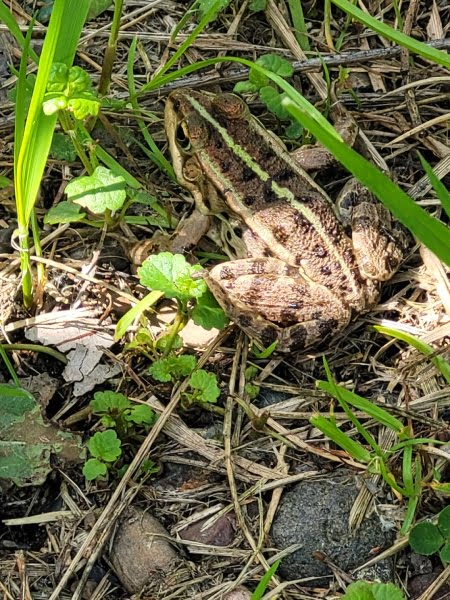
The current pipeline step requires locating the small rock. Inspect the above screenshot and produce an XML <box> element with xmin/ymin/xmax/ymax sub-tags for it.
<box><xmin>109</xmin><ymin>507</ymin><xmax>180</xmax><ymax>593</ymax></box>
<box><xmin>179</xmin><ymin>513</ymin><xmax>236</xmax><ymax>547</ymax></box>
<box><xmin>223</xmin><ymin>586</ymin><xmax>252</xmax><ymax>599</ymax></box>
<box><xmin>271</xmin><ymin>472</ymin><xmax>394</xmax><ymax>585</ymax></box>
<box><xmin>408</xmin><ymin>568</ymin><xmax>450</xmax><ymax>599</ymax></box>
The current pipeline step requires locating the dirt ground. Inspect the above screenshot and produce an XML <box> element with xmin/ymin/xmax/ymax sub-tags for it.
<box><xmin>1</xmin><ymin>1</ymin><xmax>450</xmax><ymax>598</ymax></box>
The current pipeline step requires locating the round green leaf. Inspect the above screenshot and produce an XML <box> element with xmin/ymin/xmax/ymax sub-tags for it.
<box><xmin>440</xmin><ymin>541</ymin><xmax>450</xmax><ymax>563</ymax></box>
<box><xmin>409</xmin><ymin>522</ymin><xmax>444</xmax><ymax>555</ymax></box>
<box><xmin>438</xmin><ymin>505</ymin><xmax>450</xmax><ymax>537</ymax></box>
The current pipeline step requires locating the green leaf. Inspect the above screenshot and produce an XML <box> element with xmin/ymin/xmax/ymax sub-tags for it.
<box><xmin>44</xmin><ymin>201</ymin><xmax>85</xmax><ymax>224</ymax></box>
<box><xmin>141</xmin><ymin>459</ymin><xmax>159</xmax><ymax>475</ymax></box>
<box><xmin>67</xmin><ymin>95</ymin><xmax>100</xmax><ymax>119</ymax></box>
<box><xmin>90</xmin><ymin>391</ymin><xmax>130</xmax><ymax>415</ymax></box>
<box><xmin>342</xmin><ymin>581</ymin><xmax>405</xmax><ymax>600</ymax></box>
<box><xmin>138</xmin><ymin>252</ymin><xmax>207</xmax><ymax>301</ymax></box>
<box><xmin>310</xmin><ymin>414</ymin><xmax>372</xmax><ymax>463</ymax></box>
<box><xmin>284</xmin><ymin>119</ymin><xmax>303</xmax><ymax>139</ymax></box>
<box><xmin>87</xmin><ymin>430</ymin><xmax>122</xmax><ymax>462</ymax></box>
<box><xmin>438</xmin><ymin>505</ymin><xmax>450</xmax><ymax>537</ymax></box>
<box><xmin>249</xmin><ymin>0</ymin><xmax>266</xmax><ymax>11</ymax></box>
<box><xmin>0</xmin><ymin>176</ymin><xmax>12</xmax><ymax>189</ymax></box>
<box><xmin>317</xmin><ymin>380</ymin><xmax>405</xmax><ymax>434</ymax></box>
<box><xmin>259</xmin><ymin>87</ymin><xmax>290</xmax><ymax>120</ymax></box>
<box><xmin>50</xmin><ymin>132</ymin><xmax>77</xmax><ymax>161</ymax></box>
<box><xmin>370</xmin><ymin>582</ymin><xmax>406</xmax><ymax>600</ymax></box>
<box><xmin>191</xmin><ymin>289</ymin><xmax>229</xmax><ymax>329</ymax></box>
<box><xmin>126</xmin><ymin>405</ymin><xmax>157</xmax><ymax>426</ymax></box>
<box><xmin>0</xmin><ymin>385</ymin><xmax>84</xmax><ymax>487</ymax></box>
<box><xmin>256</xmin><ymin>54</ymin><xmax>294</xmax><ymax>78</ymax></box>
<box><xmin>419</xmin><ymin>154</ymin><xmax>450</xmax><ymax>219</ymax></box>
<box><xmin>233</xmin><ymin>81</ymin><xmax>259</xmax><ymax>94</ymax></box>
<box><xmin>409</xmin><ymin>522</ymin><xmax>444</xmax><ymax>555</ymax></box>
<box><xmin>148</xmin><ymin>355</ymin><xmax>198</xmax><ymax>383</ymax></box>
<box><xmin>65</xmin><ymin>166</ymin><xmax>126</xmax><ymax>214</ymax></box>
<box><xmin>440</xmin><ymin>541</ymin><xmax>450</xmax><ymax>563</ymax></box>
<box><xmin>342</xmin><ymin>581</ymin><xmax>374</xmax><ymax>600</ymax></box>
<box><xmin>42</xmin><ymin>95</ymin><xmax>68</xmax><ymax>115</ymax></box>
<box><xmin>188</xmin><ymin>369</ymin><xmax>220</xmax><ymax>403</ymax></box>
<box><xmin>83</xmin><ymin>458</ymin><xmax>107</xmax><ymax>481</ymax></box>
<box><xmin>88</xmin><ymin>0</ymin><xmax>114</xmax><ymax>20</ymax></box>
<box><xmin>251</xmin><ymin>560</ymin><xmax>280</xmax><ymax>599</ymax></box>
<box><xmin>197</xmin><ymin>0</ymin><xmax>230</xmax><ymax>20</ymax></box>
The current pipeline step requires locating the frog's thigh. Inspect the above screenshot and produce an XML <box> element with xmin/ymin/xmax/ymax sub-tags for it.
<box><xmin>337</xmin><ymin>179</ymin><xmax>406</xmax><ymax>281</ymax></box>
<box><xmin>206</xmin><ymin>258</ymin><xmax>351</xmax><ymax>351</ymax></box>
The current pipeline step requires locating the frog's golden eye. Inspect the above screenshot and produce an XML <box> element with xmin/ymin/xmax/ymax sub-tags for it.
<box><xmin>176</xmin><ymin>122</ymin><xmax>191</xmax><ymax>151</ymax></box>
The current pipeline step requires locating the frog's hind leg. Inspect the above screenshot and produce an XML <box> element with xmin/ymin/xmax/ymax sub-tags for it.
<box><xmin>206</xmin><ymin>257</ymin><xmax>351</xmax><ymax>352</ymax></box>
<box><xmin>337</xmin><ymin>179</ymin><xmax>408</xmax><ymax>282</ymax></box>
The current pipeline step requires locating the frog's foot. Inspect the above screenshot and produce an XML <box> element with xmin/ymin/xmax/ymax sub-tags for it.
<box><xmin>205</xmin><ymin>257</ymin><xmax>351</xmax><ymax>352</ymax></box>
<box><xmin>337</xmin><ymin>179</ymin><xmax>408</xmax><ymax>281</ymax></box>
<box><xmin>290</xmin><ymin>112</ymin><xmax>358</xmax><ymax>173</ymax></box>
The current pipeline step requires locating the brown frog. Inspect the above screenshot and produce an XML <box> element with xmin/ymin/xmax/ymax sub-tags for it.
<box><xmin>164</xmin><ymin>89</ymin><xmax>406</xmax><ymax>351</ymax></box>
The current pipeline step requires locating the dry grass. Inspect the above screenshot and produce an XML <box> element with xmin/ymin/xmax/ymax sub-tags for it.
<box><xmin>1</xmin><ymin>0</ymin><xmax>450</xmax><ymax>598</ymax></box>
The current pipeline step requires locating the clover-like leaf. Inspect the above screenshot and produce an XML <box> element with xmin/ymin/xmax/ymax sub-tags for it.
<box><xmin>148</xmin><ymin>355</ymin><xmax>198</xmax><ymax>383</ymax></box>
<box><xmin>67</xmin><ymin>66</ymin><xmax>91</xmax><ymax>95</ymax></box>
<box><xmin>83</xmin><ymin>458</ymin><xmax>107</xmax><ymax>481</ymax></box>
<box><xmin>138</xmin><ymin>252</ymin><xmax>207</xmax><ymax>300</ymax></box>
<box><xmin>438</xmin><ymin>505</ymin><xmax>450</xmax><ymax>537</ymax></box>
<box><xmin>65</xmin><ymin>166</ymin><xmax>126</xmax><ymax>214</ymax></box>
<box><xmin>90</xmin><ymin>391</ymin><xmax>130</xmax><ymax>415</ymax></box>
<box><xmin>256</xmin><ymin>53</ymin><xmax>294</xmax><ymax>78</ymax></box>
<box><xmin>191</xmin><ymin>289</ymin><xmax>229</xmax><ymax>330</ymax></box>
<box><xmin>188</xmin><ymin>370</ymin><xmax>220</xmax><ymax>404</ymax></box>
<box><xmin>409</xmin><ymin>521</ymin><xmax>444</xmax><ymax>556</ymax></box>
<box><xmin>87</xmin><ymin>430</ymin><xmax>122</xmax><ymax>462</ymax></box>
<box><xmin>126</xmin><ymin>405</ymin><xmax>157</xmax><ymax>426</ymax></box>
<box><xmin>42</xmin><ymin>95</ymin><xmax>68</xmax><ymax>115</ymax></box>
<box><xmin>259</xmin><ymin>87</ymin><xmax>290</xmax><ymax>120</ymax></box>
<box><xmin>47</xmin><ymin>63</ymin><xmax>70</xmax><ymax>93</ymax></box>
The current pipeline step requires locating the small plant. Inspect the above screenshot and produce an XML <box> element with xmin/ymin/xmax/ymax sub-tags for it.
<box><xmin>250</xmin><ymin>560</ymin><xmax>280</xmax><ymax>600</ymax></box>
<box><xmin>83</xmin><ymin>429</ymin><xmax>122</xmax><ymax>481</ymax></box>
<box><xmin>117</xmin><ymin>252</ymin><xmax>228</xmax><ymax>354</ymax></box>
<box><xmin>311</xmin><ymin>359</ymin><xmax>447</xmax><ymax>533</ymax></box>
<box><xmin>83</xmin><ymin>391</ymin><xmax>158</xmax><ymax>481</ymax></box>
<box><xmin>234</xmin><ymin>54</ymin><xmax>300</xmax><ymax>138</ymax></box>
<box><xmin>149</xmin><ymin>354</ymin><xmax>221</xmax><ymax>408</ymax></box>
<box><xmin>409</xmin><ymin>505</ymin><xmax>450</xmax><ymax>562</ymax></box>
<box><xmin>342</xmin><ymin>581</ymin><xmax>405</xmax><ymax>600</ymax></box>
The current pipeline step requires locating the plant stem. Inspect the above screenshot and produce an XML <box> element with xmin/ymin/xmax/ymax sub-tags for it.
<box><xmin>98</xmin><ymin>0</ymin><xmax>124</xmax><ymax>96</ymax></box>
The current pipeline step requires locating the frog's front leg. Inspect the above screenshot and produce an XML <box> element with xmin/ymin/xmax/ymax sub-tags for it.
<box><xmin>337</xmin><ymin>179</ymin><xmax>408</xmax><ymax>282</ymax></box>
<box><xmin>205</xmin><ymin>257</ymin><xmax>352</xmax><ymax>352</ymax></box>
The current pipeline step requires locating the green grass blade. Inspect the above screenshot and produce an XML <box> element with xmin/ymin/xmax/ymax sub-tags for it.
<box><xmin>374</xmin><ymin>326</ymin><xmax>450</xmax><ymax>385</ymax></box>
<box><xmin>332</xmin><ymin>0</ymin><xmax>450</xmax><ymax>69</ymax></box>
<box><xmin>251</xmin><ymin>560</ymin><xmax>280</xmax><ymax>600</ymax></box>
<box><xmin>282</xmin><ymin>98</ymin><xmax>450</xmax><ymax>269</ymax></box>
<box><xmin>126</xmin><ymin>37</ymin><xmax>174</xmax><ymax>177</ymax></box>
<box><xmin>310</xmin><ymin>414</ymin><xmax>372</xmax><ymax>463</ymax></box>
<box><xmin>318</xmin><ymin>380</ymin><xmax>405</xmax><ymax>433</ymax></box>
<box><xmin>418</xmin><ymin>153</ymin><xmax>450</xmax><ymax>219</ymax></box>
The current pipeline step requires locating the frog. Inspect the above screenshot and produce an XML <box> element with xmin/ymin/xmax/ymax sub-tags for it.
<box><xmin>164</xmin><ymin>89</ymin><xmax>406</xmax><ymax>352</ymax></box>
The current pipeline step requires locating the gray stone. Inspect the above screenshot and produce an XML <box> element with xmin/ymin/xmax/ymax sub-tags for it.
<box><xmin>271</xmin><ymin>473</ymin><xmax>394</xmax><ymax>585</ymax></box>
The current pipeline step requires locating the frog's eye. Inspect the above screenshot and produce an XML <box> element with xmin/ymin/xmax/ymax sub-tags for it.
<box><xmin>176</xmin><ymin>122</ymin><xmax>191</xmax><ymax>151</ymax></box>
